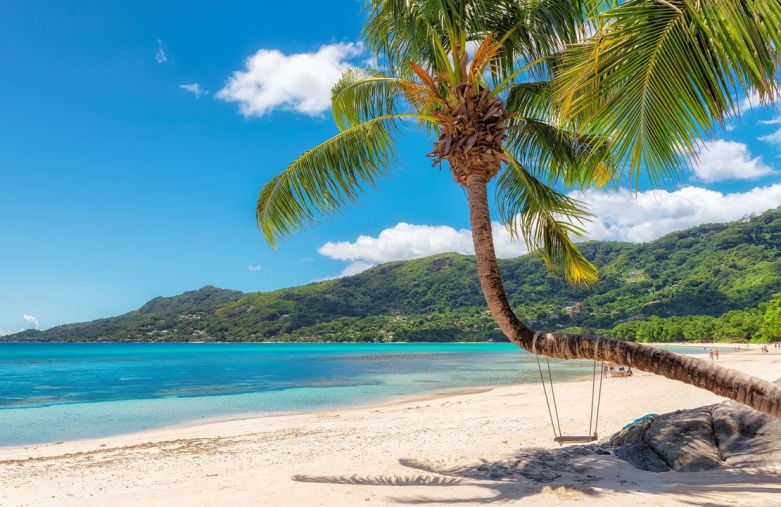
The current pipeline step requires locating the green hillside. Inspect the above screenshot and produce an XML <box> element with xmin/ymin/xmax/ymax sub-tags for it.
<box><xmin>7</xmin><ymin>207</ymin><xmax>781</xmax><ymax>343</ymax></box>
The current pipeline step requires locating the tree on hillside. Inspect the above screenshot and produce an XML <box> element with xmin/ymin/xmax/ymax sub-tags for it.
<box><xmin>256</xmin><ymin>0</ymin><xmax>781</xmax><ymax>417</ymax></box>
<box><xmin>762</xmin><ymin>293</ymin><xmax>781</xmax><ymax>342</ymax></box>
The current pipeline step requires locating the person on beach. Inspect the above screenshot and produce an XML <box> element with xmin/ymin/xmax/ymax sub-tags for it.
<box><xmin>715</xmin><ymin>349</ymin><xmax>720</xmax><ymax>360</ymax></box>
<box><xmin>709</xmin><ymin>350</ymin><xmax>714</xmax><ymax>360</ymax></box>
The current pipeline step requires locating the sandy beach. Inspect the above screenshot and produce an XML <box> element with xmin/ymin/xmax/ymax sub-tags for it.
<box><xmin>1</xmin><ymin>345</ymin><xmax>779</xmax><ymax>506</ymax></box>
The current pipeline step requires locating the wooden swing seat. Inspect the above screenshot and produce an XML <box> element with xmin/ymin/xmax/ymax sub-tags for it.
<box><xmin>554</xmin><ymin>435</ymin><xmax>599</xmax><ymax>445</ymax></box>
<box><xmin>533</xmin><ymin>333</ymin><xmax>605</xmax><ymax>447</ymax></box>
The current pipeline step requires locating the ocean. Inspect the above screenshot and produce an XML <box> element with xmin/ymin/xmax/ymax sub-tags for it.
<box><xmin>0</xmin><ymin>342</ymin><xmax>698</xmax><ymax>446</ymax></box>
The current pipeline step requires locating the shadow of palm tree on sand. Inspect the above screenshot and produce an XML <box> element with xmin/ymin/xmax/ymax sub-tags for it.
<box><xmin>292</xmin><ymin>445</ymin><xmax>781</xmax><ymax>505</ymax></box>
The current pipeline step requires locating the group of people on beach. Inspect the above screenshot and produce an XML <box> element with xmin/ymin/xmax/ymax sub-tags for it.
<box><xmin>602</xmin><ymin>362</ymin><xmax>632</xmax><ymax>378</ymax></box>
<box><xmin>760</xmin><ymin>343</ymin><xmax>778</xmax><ymax>353</ymax></box>
<box><xmin>708</xmin><ymin>349</ymin><xmax>720</xmax><ymax>360</ymax></box>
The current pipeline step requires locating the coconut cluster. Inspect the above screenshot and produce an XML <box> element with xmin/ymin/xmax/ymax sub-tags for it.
<box><xmin>429</xmin><ymin>83</ymin><xmax>509</xmax><ymax>185</ymax></box>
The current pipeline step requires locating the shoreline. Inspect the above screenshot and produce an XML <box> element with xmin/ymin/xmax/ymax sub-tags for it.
<box><xmin>2</xmin><ymin>350</ymin><xmax>779</xmax><ymax>506</ymax></box>
<box><xmin>0</xmin><ymin>341</ymin><xmax>761</xmax><ymax>450</ymax></box>
<box><xmin>0</xmin><ymin>386</ymin><xmax>499</xmax><ymax>452</ymax></box>
<box><xmin>0</xmin><ymin>339</ymin><xmax>766</xmax><ymax>345</ymax></box>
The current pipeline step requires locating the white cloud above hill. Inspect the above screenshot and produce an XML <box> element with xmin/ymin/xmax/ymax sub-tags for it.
<box><xmin>318</xmin><ymin>222</ymin><xmax>528</xmax><ymax>276</ymax></box>
<box><xmin>318</xmin><ymin>184</ymin><xmax>781</xmax><ymax>276</ymax></box>
<box><xmin>571</xmin><ymin>184</ymin><xmax>781</xmax><ymax>243</ymax></box>
<box><xmin>217</xmin><ymin>43</ymin><xmax>362</xmax><ymax>117</ymax></box>
<box><xmin>23</xmin><ymin>314</ymin><xmax>39</xmax><ymax>328</ymax></box>
<box><xmin>691</xmin><ymin>140</ymin><xmax>775</xmax><ymax>182</ymax></box>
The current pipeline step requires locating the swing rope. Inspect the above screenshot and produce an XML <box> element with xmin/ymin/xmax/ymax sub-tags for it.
<box><xmin>588</xmin><ymin>337</ymin><xmax>603</xmax><ymax>437</ymax></box>
<box><xmin>532</xmin><ymin>332</ymin><xmax>560</xmax><ymax>439</ymax></box>
<box><xmin>532</xmin><ymin>332</ymin><xmax>604</xmax><ymax>444</ymax></box>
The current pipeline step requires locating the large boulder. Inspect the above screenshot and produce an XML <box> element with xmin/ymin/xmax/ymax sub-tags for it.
<box><xmin>609</xmin><ymin>400</ymin><xmax>781</xmax><ymax>472</ymax></box>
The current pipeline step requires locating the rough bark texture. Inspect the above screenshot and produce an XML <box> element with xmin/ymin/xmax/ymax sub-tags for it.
<box><xmin>464</xmin><ymin>174</ymin><xmax>781</xmax><ymax>418</ymax></box>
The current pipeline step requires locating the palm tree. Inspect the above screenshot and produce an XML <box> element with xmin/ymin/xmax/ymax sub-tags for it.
<box><xmin>256</xmin><ymin>0</ymin><xmax>781</xmax><ymax>417</ymax></box>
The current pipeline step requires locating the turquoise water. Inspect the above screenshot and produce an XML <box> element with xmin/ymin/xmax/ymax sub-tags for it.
<box><xmin>0</xmin><ymin>342</ymin><xmax>698</xmax><ymax>446</ymax></box>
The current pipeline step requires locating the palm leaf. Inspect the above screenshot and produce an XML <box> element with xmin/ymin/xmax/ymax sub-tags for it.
<box><xmin>557</xmin><ymin>0</ymin><xmax>781</xmax><ymax>181</ymax></box>
<box><xmin>257</xmin><ymin>116</ymin><xmax>398</xmax><ymax>246</ymax></box>
<box><xmin>496</xmin><ymin>154</ymin><xmax>598</xmax><ymax>286</ymax></box>
<box><xmin>505</xmin><ymin>116</ymin><xmax>614</xmax><ymax>188</ymax></box>
<box><xmin>331</xmin><ymin>69</ymin><xmax>406</xmax><ymax>130</ymax></box>
<box><xmin>504</xmin><ymin>80</ymin><xmax>551</xmax><ymax>120</ymax></box>
<box><xmin>468</xmin><ymin>34</ymin><xmax>502</xmax><ymax>84</ymax></box>
<box><xmin>363</xmin><ymin>0</ymin><xmax>455</xmax><ymax>81</ymax></box>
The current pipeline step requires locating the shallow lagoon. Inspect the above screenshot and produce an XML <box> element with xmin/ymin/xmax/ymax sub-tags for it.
<box><xmin>0</xmin><ymin>342</ymin><xmax>700</xmax><ymax>445</ymax></box>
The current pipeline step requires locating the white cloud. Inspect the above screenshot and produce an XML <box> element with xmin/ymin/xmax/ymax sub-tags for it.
<box><xmin>740</xmin><ymin>89</ymin><xmax>762</xmax><ymax>111</ymax></box>
<box><xmin>22</xmin><ymin>314</ymin><xmax>39</xmax><ymax>328</ymax></box>
<box><xmin>179</xmin><ymin>83</ymin><xmax>206</xmax><ymax>98</ymax></box>
<box><xmin>155</xmin><ymin>39</ymin><xmax>167</xmax><ymax>64</ymax></box>
<box><xmin>217</xmin><ymin>42</ymin><xmax>362</xmax><ymax>117</ymax></box>
<box><xmin>759</xmin><ymin>116</ymin><xmax>781</xmax><ymax>125</ymax></box>
<box><xmin>0</xmin><ymin>329</ymin><xmax>20</xmax><ymax>337</ymax></box>
<box><xmin>691</xmin><ymin>140</ymin><xmax>775</xmax><ymax>182</ymax></box>
<box><xmin>317</xmin><ymin>184</ymin><xmax>781</xmax><ymax>275</ymax></box>
<box><xmin>318</xmin><ymin>222</ymin><xmax>527</xmax><ymax>276</ymax></box>
<box><xmin>759</xmin><ymin>128</ymin><xmax>781</xmax><ymax>146</ymax></box>
<box><xmin>571</xmin><ymin>184</ymin><xmax>781</xmax><ymax>243</ymax></box>
<box><xmin>247</xmin><ymin>263</ymin><xmax>262</xmax><ymax>272</ymax></box>
<box><xmin>319</xmin><ymin>223</ymin><xmax>474</xmax><ymax>263</ymax></box>
<box><xmin>336</xmin><ymin>261</ymin><xmax>377</xmax><ymax>278</ymax></box>
<box><xmin>739</xmin><ymin>87</ymin><xmax>780</xmax><ymax>112</ymax></box>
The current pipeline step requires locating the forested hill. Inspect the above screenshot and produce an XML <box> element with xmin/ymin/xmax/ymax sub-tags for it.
<box><xmin>7</xmin><ymin>207</ymin><xmax>781</xmax><ymax>343</ymax></box>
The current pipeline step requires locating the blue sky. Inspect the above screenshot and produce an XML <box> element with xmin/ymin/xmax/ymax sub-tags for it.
<box><xmin>1</xmin><ymin>1</ymin><xmax>780</xmax><ymax>333</ymax></box>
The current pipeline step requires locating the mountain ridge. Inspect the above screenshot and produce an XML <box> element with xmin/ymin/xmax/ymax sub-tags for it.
<box><xmin>6</xmin><ymin>207</ymin><xmax>780</xmax><ymax>343</ymax></box>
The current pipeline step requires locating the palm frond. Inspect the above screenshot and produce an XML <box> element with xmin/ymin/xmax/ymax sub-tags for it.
<box><xmin>496</xmin><ymin>154</ymin><xmax>598</xmax><ymax>286</ymax></box>
<box><xmin>363</xmin><ymin>1</ymin><xmax>591</xmax><ymax>85</ymax></box>
<box><xmin>478</xmin><ymin>0</ymin><xmax>594</xmax><ymax>82</ymax></box>
<box><xmin>363</xmin><ymin>0</ymin><xmax>454</xmax><ymax>80</ymax></box>
<box><xmin>468</xmin><ymin>34</ymin><xmax>501</xmax><ymax>84</ymax></box>
<box><xmin>504</xmin><ymin>80</ymin><xmax>552</xmax><ymax>121</ymax></box>
<box><xmin>505</xmin><ymin>117</ymin><xmax>614</xmax><ymax>188</ymax></box>
<box><xmin>331</xmin><ymin>69</ymin><xmax>407</xmax><ymax>130</ymax></box>
<box><xmin>257</xmin><ymin>116</ymin><xmax>398</xmax><ymax>246</ymax></box>
<box><xmin>409</xmin><ymin>61</ymin><xmax>438</xmax><ymax>90</ymax></box>
<box><xmin>557</xmin><ymin>0</ymin><xmax>781</xmax><ymax>182</ymax></box>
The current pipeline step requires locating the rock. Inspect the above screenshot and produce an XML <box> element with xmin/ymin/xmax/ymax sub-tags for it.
<box><xmin>461</xmin><ymin>401</ymin><xmax>780</xmax><ymax>484</ymax></box>
<box><xmin>612</xmin><ymin>443</ymin><xmax>670</xmax><ymax>473</ymax></box>
<box><xmin>712</xmin><ymin>400</ymin><xmax>781</xmax><ymax>468</ymax></box>
<box><xmin>609</xmin><ymin>417</ymin><xmax>671</xmax><ymax>472</ymax></box>
<box><xmin>645</xmin><ymin>405</ymin><xmax>723</xmax><ymax>472</ymax></box>
<box><xmin>609</xmin><ymin>401</ymin><xmax>781</xmax><ymax>472</ymax></box>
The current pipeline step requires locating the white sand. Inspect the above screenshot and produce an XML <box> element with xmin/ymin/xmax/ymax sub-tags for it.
<box><xmin>1</xmin><ymin>345</ymin><xmax>779</xmax><ymax>506</ymax></box>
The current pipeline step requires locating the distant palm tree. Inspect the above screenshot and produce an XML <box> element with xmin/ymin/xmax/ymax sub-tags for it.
<box><xmin>257</xmin><ymin>0</ymin><xmax>780</xmax><ymax>417</ymax></box>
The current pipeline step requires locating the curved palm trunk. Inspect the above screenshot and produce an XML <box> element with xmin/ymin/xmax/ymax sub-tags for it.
<box><xmin>465</xmin><ymin>174</ymin><xmax>781</xmax><ymax>418</ymax></box>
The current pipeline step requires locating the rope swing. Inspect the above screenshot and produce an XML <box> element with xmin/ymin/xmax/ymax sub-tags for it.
<box><xmin>532</xmin><ymin>332</ymin><xmax>604</xmax><ymax>445</ymax></box>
